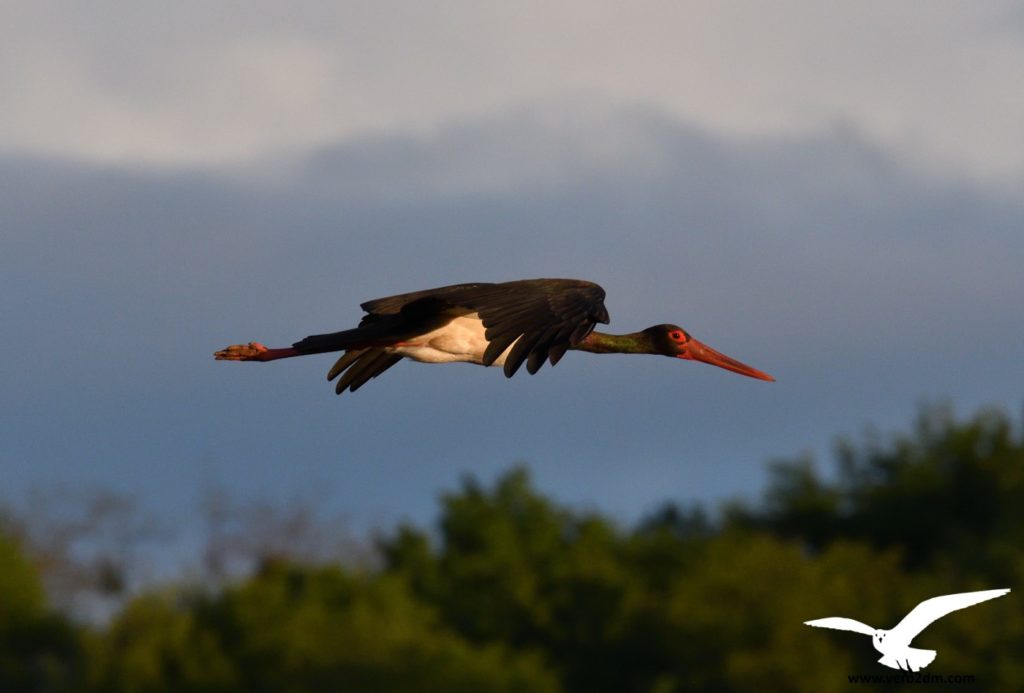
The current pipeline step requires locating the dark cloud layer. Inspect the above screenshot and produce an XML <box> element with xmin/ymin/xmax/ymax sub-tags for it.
<box><xmin>2</xmin><ymin>105</ymin><xmax>1021</xmax><ymax>543</ymax></box>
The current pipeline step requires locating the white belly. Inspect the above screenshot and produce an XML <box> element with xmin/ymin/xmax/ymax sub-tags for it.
<box><xmin>390</xmin><ymin>313</ymin><xmax>514</xmax><ymax>366</ymax></box>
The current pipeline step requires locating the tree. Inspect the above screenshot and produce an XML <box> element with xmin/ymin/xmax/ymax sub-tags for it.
<box><xmin>0</xmin><ymin>530</ymin><xmax>82</xmax><ymax>692</ymax></box>
<box><xmin>732</xmin><ymin>403</ymin><xmax>1024</xmax><ymax>575</ymax></box>
<box><xmin>7</xmin><ymin>402</ymin><xmax>1024</xmax><ymax>691</ymax></box>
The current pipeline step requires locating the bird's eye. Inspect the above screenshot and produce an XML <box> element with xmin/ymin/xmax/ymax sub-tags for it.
<box><xmin>669</xmin><ymin>330</ymin><xmax>687</xmax><ymax>343</ymax></box>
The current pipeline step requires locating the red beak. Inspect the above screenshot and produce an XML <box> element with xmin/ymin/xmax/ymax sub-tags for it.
<box><xmin>678</xmin><ymin>338</ymin><xmax>775</xmax><ymax>382</ymax></box>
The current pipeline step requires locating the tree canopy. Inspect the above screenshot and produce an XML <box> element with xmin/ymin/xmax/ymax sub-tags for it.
<box><xmin>2</xmin><ymin>403</ymin><xmax>1021</xmax><ymax>691</ymax></box>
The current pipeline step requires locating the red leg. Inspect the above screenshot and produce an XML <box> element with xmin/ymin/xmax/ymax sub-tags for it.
<box><xmin>214</xmin><ymin>342</ymin><xmax>301</xmax><ymax>362</ymax></box>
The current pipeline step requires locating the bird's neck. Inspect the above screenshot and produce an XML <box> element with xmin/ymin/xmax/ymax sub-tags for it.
<box><xmin>573</xmin><ymin>331</ymin><xmax>655</xmax><ymax>355</ymax></box>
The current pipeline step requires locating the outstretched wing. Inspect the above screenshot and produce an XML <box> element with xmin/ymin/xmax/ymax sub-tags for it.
<box><xmin>359</xmin><ymin>282</ymin><xmax>492</xmax><ymax>316</ymax></box>
<box><xmin>804</xmin><ymin>617</ymin><xmax>876</xmax><ymax>636</ymax></box>
<box><xmin>891</xmin><ymin>589</ymin><xmax>1010</xmax><ymax>643</ymax></box>
<box><xmin>362</xmin><ymin>278</ymin><xmax>610</xmax><ymax>377</ymax></box>
<box><xmin>278</xmin><ymin>278</ymin><xmax>609</xmax><ymax>395</ymax></box>
<box><xmin>456</xmin><ymin>279</ymin><xmax>609</xmax><ymax>377</ymax></box>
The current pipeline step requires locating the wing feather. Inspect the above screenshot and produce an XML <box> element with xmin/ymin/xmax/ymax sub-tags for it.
<box><xmin>804</xmin><ymin>617</ymin><xmax>877</xmax><ymax>636</ymax></box>
<box><xmin>457</xmin><ymin>279</ymin><xmax>609</xmax><ymax>377</ymax></box>
<box><xmin>329</xmin><ymin>349</ymin><xmax>403</xmax><ymax>394</ymax></box>
<box><xmin>359</xmin><ymin>282</ymin><xmax>491</xmax><ymax>315</ymax></box>
<box><xmin>891</xmin><ymin>589</ymin><xmax>1010</xmax><ymax>642</ymax></box>
<box><xmin>503</xmin><ymin>330</ymin><xmax>546</xmax><ymax>377</ymax></box>
<box><xmin>481</xmin><ymin>332</ymin><xmax>522</xmax><ymax>367</ymax></box>
<box><xmin>341</xmin><ymin>278</ymin><xmax>610</xmax><ymax>384</ymax></box>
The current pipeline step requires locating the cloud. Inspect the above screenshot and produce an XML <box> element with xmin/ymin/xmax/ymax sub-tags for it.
<box><xmin>3</xmin><ymin>2</ymin><xmax>1024</xmax><ymax>181</ymax></box>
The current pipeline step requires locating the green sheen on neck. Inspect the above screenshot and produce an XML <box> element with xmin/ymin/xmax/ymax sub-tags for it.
<box><xmin>573</xmin><ymin>331</ymin><xmax>653</xmax><ymax>355</ymax></box>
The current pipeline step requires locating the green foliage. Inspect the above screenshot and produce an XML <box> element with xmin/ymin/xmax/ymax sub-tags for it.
<box><xmin>4</xmin><ymin>402</ymin><xmax>1023</xmax><ymax>691</ymax></box>
<box><xmin>0</xmin><ymin>531</ymin><xmax>46</xmax><ymax>621</ymax></box>
<box><xmin>85</xmin><ymin>561</ymin><xmax>558</xmax><ymax>693</ymax></box>
<box><xmin>733</xmin><ymin>403</ymin><xmax>1024</xmax><ymax>576</ymax></box>
<box><xmin>0</xmin><ymin>532</ymin><xmax>81</xmax><ymax>692</ymax></box>
<box><xmin>86</xmin><ymin>592</ymin><xmax>237</xmax><ymax>693</ymax></box>
<box><xmin>215</xmin><ymin>560</ymin><xmax>558</xmax><ymax>693</ymax></box>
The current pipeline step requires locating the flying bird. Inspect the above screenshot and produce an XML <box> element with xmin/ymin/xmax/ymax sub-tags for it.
<box><xmin>804</xmin><ymin>588</ymin><xmax>1010</xmax><ymax>672</ymax></box>
<box><xmin>214</xmin><ymin>278</ymin><xmax>775</xmax><ymax>394</ymax></box>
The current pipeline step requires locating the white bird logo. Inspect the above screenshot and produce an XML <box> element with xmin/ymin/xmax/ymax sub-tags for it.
<box><xmin>804</xmin><ymin>588</ymin><xmax>1010</xmax><ymax>672</ymax></box>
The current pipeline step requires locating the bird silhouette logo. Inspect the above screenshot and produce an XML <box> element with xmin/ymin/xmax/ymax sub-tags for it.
<box><xmin>804</xmin><ymin>588</ymin><xmax>1010</xmax><ymax>672</ymax></box>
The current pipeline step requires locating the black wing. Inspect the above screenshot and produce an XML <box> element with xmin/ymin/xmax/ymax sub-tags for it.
<box><xmin>450</xmin><ymin>279</ymin><xmax>610</xmax><ymax>377</ymax></box>
<box><xmin>359</xmin><ymin>282</ymin><xmax>492</xmax><ymax>316</ymax></box>
<box><xmin>305</xmin><ymin>278</ymin><xmax>610</xmax><ymax>393</ymax></box>
<box><xmin>361</xmin><ymin>278</ymin><xmax>609</xmax><ymax>377</ymax></box>
<box><xmin>326</xmin><ymin>348</ymin><xmax>403</xmax><ymax>394</ymax></box>
<box><xmin>302</xmin><ymin>295</ymin><xmax>474</xmax><ymax>395</ymax></box>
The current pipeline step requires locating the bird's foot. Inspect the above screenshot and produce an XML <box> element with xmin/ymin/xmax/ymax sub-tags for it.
<box><xmin>214</xmin><ymin>342</ymin><xmax>268</xmax><ymax>361</ymax></box>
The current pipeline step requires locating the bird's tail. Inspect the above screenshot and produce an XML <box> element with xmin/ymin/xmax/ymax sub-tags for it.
<box><xmin>878</xmin><ymin>647</ymin><xmax>936</xmax><ymax>672</ymax></box>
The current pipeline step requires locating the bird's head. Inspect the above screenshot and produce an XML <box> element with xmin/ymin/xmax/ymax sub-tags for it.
<box><xmin>643</xmin><ymin>324</ymin><xmax>775</xmax><ymax>382</ymax></box>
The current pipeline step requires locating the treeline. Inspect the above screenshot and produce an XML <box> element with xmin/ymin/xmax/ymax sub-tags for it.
<box><xmin>2</xmin><ymin>404</ymin><xmax>1023</xmax><ymax>692</ymax></box>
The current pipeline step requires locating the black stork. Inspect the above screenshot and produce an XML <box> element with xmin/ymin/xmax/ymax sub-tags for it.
<box><xmin>214</xmin><ymin>278</ymin><xmax>774</xmax><ymax>394</ymax></box>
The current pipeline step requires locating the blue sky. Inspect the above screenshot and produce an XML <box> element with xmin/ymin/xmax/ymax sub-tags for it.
<box><xmin>3</xmin><ymin>3</ymin><xmax>1023</xmax><ymax>552</ymax></box>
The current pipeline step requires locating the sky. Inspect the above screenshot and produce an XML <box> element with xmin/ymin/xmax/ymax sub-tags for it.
<box><xmin>3</xmin><ymin>2</ymin><xmax>1023</xmax><ymax>557</ymax></box>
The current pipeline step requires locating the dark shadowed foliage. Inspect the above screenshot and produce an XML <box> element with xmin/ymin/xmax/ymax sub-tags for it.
<box><xmin>1</xmin><ymin>402</ymin><xmax>1022</xmax><ymax>691</ymax></box>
